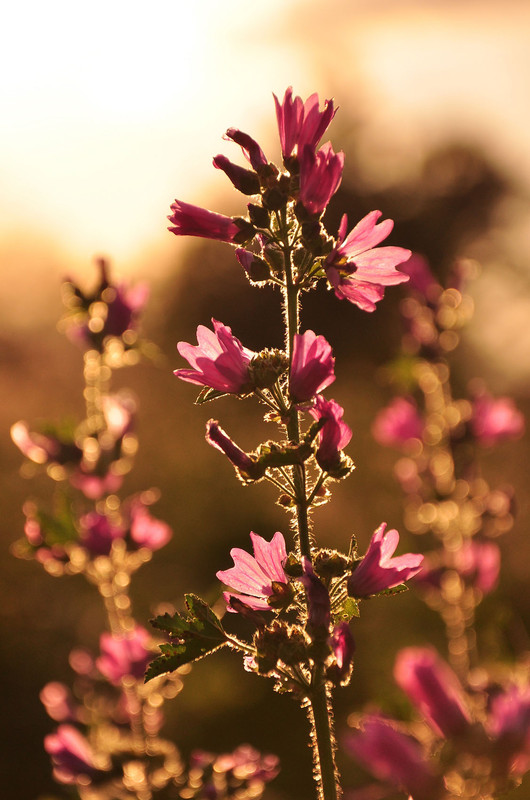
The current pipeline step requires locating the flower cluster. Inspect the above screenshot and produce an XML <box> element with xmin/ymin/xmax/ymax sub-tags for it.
<box><xmin>168</xmin><ymin>86</ymin><xmax>410</xmax><ymax>312</ymax></box>
<box><xmin>348</xmin><ymin>647</ymin><xmax>530</xmax><ymax>800</ymax></box>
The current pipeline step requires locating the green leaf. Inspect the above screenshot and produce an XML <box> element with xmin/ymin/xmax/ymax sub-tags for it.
<box><xmin>146</xmin><ymin>594</ymin><xmax>227</xmax><ymax>681</ymax></box>
<box><xmin>195</xmin><ymin>387</ymin><xmax>229</xmax><ymax>405</ymax></box>
<box><xmin>334</xmin><ymin>596</ymin><xmax>360</xmax><ymax>622</ymax></box>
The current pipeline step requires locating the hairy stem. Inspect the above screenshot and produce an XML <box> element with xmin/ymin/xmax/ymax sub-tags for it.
<box><xmin>281</xmin><ymin>223</ymin><xmax>341</xmax><ymax>800</ymax></box>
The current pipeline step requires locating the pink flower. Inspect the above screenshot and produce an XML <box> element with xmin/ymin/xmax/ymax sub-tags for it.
<box><xmin>44</xmin><ymin>725</ymin><xmax>106</xmax><ymax>785</ymax></box>
<box><xmin>299</xmin><ymin>142</ymin><xmax>344</xmax><ymax>216</ymax></box>
<box><xmin>309</xmin><ymin>396</ymin><xmax>352</xmax><ymax>472</ymax></box>
<box><xmin>11</xmin><ymin>421</ymin><xmax>82</xmax><ymax>466</ymax></box>
<box><xmin>273</xmin><ymin>87</ymin><xmax>336</xmax><ymax>161</ymax></box>
<box><xmin>290</xmin><ymin>330</ymin><xmax>335</xmax><ymax>403</ymax></box>
<box><xmin>470</xmin><ymin>393</ymin><xmax>525</xmax><ymax>447</ymax></box>
<box><xmin>347</xmin><ymin>523</ymin><xmax>423</xmax><ymax>598</ymax></box>
<box><xmin>168</xmin><ymin>199</ymin><xmax>243</xmax><ymax>243</ymax></box>
<box><xmin>346</xmin><ymin>715</ymin><xmax>442</xmax><ymax>800</ymax></box>
<box><xmin>216</xmin><ymin>531</ymin><xmax>289</xmax><ymax>612</ymax></box>
<box><xmin>394</xmin><ymin>647</ymin><xmax>471</xmax><ymax>738</ymax></box>
<box><xmin>96</xmin><ymin>626</ymin><xmax>152</xmax><ymax>685</ymax></box>
<box><xmin>79</xmin><ymin>511</ymin><xmax>124</xmax><ymax>556</ymax></box>
<box><xmin>175</xmin><ymin>319</ymin><xmax>255</xmax><ymax>394</ymax></box>
<box><xmin>371</xmin><ymin>397</ymin><xmax>423</xmax><ymax>449</ymax></box>
<box><xmin>40</xmin><ymin>683</ymin><xmax>76</xmax><ymax>723</ymax></box>
<box><xmin>325</xmin><ymin>211</ymin><xmax>410</xmax><ymax>311</ymax></box>
<box><xmin>130</xmin><ymin>502</ymin><xmax>172</xmax><ymax>551</ymax></box>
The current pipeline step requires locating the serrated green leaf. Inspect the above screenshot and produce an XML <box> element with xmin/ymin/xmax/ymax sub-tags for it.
<box><xmin>195</xmin><ymin>387</ymin><xmax>229</xmax><ymax>405</ymax></box>
<box><xmin>147</xmin><ymin>594</ymin><xmax>227</xmax><ymax>681</ymax></box>
<box><xmin>335</xmin><ymin>596</ymin><xmax>360</xmax><ymax>622</ymax></box>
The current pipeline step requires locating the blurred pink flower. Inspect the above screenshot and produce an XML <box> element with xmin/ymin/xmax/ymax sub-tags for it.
<box><xmin>309</xmin><ymin>396</ymin><xmax>352</xmax><ymax>473</ymax></box>
<box><xmin>371</xmin><ymin>397</ymin><xmax>423</xmax><ymax>449</ymax></box>
<box><xmin>487</xmin><ymin>685</ymin><xmax>530</xmax><ymax>776</ymax></box>
<box><xmin>79</xmin><ymin>511</ymin><xmax>124</xmax><ymax>556</ymax></box>
<box><xmin>414</xmin><ymin>540</ymin><xmax>500</xmax><ymax>596</ymax></box>
<box><xmin>175</xmin><ymin>319</ymin><xmax>255</xmax><ymax>394</ymax></box>
<box><xmin>290</xmin><ymin>330</ymin><xmax>335</xmax><ymax>403</ymax></box>
<box><xmin>130</xmin><ymin>501</ymin><xmax>172</xmax><ymax>551</ymax></box>
<box><xmin>216</xmin><ymin>531</ymin><xmax>289</xmax><ymax>612</ymax></box>
<box><xmin>168</xmin><ymin>199</ymin><xmax>242</xmax><ymax>242</ymax></box>
<box><xmin>470</xmin><ymin>393</ymin><xmax>525</xmax><ymax>447</ymax></box>
<box><xmin>44</xmin><ymin>724</ymin><xmax>106</xmax><ymax>785</ymax></box>
<box><xmin>11</xmin><ymin>421</ymin><xmax>82</xmax><ymax>466</ymax></box>
<box><xmin>273</xmin><ymin>87</ymin><xmax>336</xmax><ymax>161</ymax></box>
<box><xmin>325</xmin><ymin>212</ymin><xmax>410</xmax><ymax>311</ymax></box>
<box><xmin>299</xmin><ymin>142</ymin><xmax>344</xmax><ymax>216</ymax></box>
<box><xmin>96</xmin><ymin>625</ymin><xmax>152</xmax><ymax>685</ymax></box>
<box><xmin>394</xmin><ymin>647</ymin><xmax>471</xmax><ymax>738</ymax></box>
<box><xmin>346</xmin><ymin>714</ymin><xmax>442</xmax><ymax>800</ymax></box>
<box><xmin>40</xmin><ymin>682</ymin><xmax>76</xmax><ymax>723</ymax></box>
<box><xmin>398</xmin><ymin>253</ymin><xmax>440</xmax><ymax>300</ymax></box>
<box><xmin>347</xmin><ymin>523</ymin><xmax>423</xmax><ymax>598</ymax></box>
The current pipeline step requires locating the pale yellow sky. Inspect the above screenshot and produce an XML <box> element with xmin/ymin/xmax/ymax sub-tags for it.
<box><xmin>2</xmin><ymin>0</ymin><xmax>530</xmax><ymax>381</ymax></box>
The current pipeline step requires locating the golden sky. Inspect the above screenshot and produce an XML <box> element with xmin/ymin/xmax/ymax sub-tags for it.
<box><xmin>2</xmin><ymin>0</ymin><xmax>530</xmax><ymax>357</ymax></box>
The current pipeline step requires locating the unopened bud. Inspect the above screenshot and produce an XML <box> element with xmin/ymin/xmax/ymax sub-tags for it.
<box><xmin>247</xmin><ymin>203</ymin><xmax>270</xmax><ymax>229</ymax></box>
<box><xmin>249</xmin><ymin>349</ymin><xmax>289</xmax><ymax>389</ymax></box>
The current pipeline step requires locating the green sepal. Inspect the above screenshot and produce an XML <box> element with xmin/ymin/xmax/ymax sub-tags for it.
<box><xmin>334</xmin><ymin>596</ymin><xmax>360</xmax><ymax>622</ymax></box>
<box><xmin>374</xmin><ymin>583</ymin><xmax>408</xmax><ymax>597</ymax></box>
<box><xmin>37</xmin><ymin>493</ymin><xmax>79</xmax><ymax>547</ymax></box>
<box><xmin>195</xmin><ymin>387</ymin><xmax>229</xmax><ymax>405</ymax></box>
<box><xmin>146</xmin><ymin>594</ymin><xmax>228</xmax><ymax>681</ymax></box>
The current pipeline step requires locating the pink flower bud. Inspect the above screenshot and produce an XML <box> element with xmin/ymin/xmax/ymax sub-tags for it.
<box><xmin>299</xmin><ymin>142</ymin><xmax>344</xmax><ymax>216</ymax></box>
<box><xmin>168</xmin><ymin>199</ymin><xmax>242</xmax><ymax>243</ymax></box>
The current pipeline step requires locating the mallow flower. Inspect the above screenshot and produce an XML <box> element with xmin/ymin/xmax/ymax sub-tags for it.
<box><xmin>216</xmin><ymin>531</ymin><xmax>291</xmax><ymax>612</ymax></box>
<box><xmin>325</xmin><ymin>211</ymin><xmax>410</xmax><ymax>311</ymax></box>
<box><xmin>347</xmin><ymin>523</ymin><xmax>423</xmax><ymax>597</ymax></box>
<box><xmin>175</xmin><ymin>319</ymin><xmax>256</xmax><ymax>394</ymax></box>
<box><xmin>290</xmin><ymin>330</ymin><xmax>335</xmax><ymax>403</ymax></box>
<box><xmin>273</xmin><ymin>86</ymin><xmax>336</xmax><ymax>161</ymax></box>
<box><xmin>96</xmin><ymin>625</ymin><xmax>152</xmax><ymax>685</ymax></box>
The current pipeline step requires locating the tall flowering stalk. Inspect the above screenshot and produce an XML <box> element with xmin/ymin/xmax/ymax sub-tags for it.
<box><xmin>346</xmin><ymin>258</ymin><xmax>530</xmax><ymax>799</ymax></box>
<box><xmin>12</xmin><ymin>263</ymin><xmax>278</xmax><ymax>800</ymax></box>
<box><xmin>149</xmin><ymin>87</ymin><xmax>418</xmax><ymax>800</ymax></box>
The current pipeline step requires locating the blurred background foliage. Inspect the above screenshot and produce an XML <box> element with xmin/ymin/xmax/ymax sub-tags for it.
<box><xmin>2</xmin><ymin>1</ymin><xmax>530</xmax><ymax>798</ymax></box>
